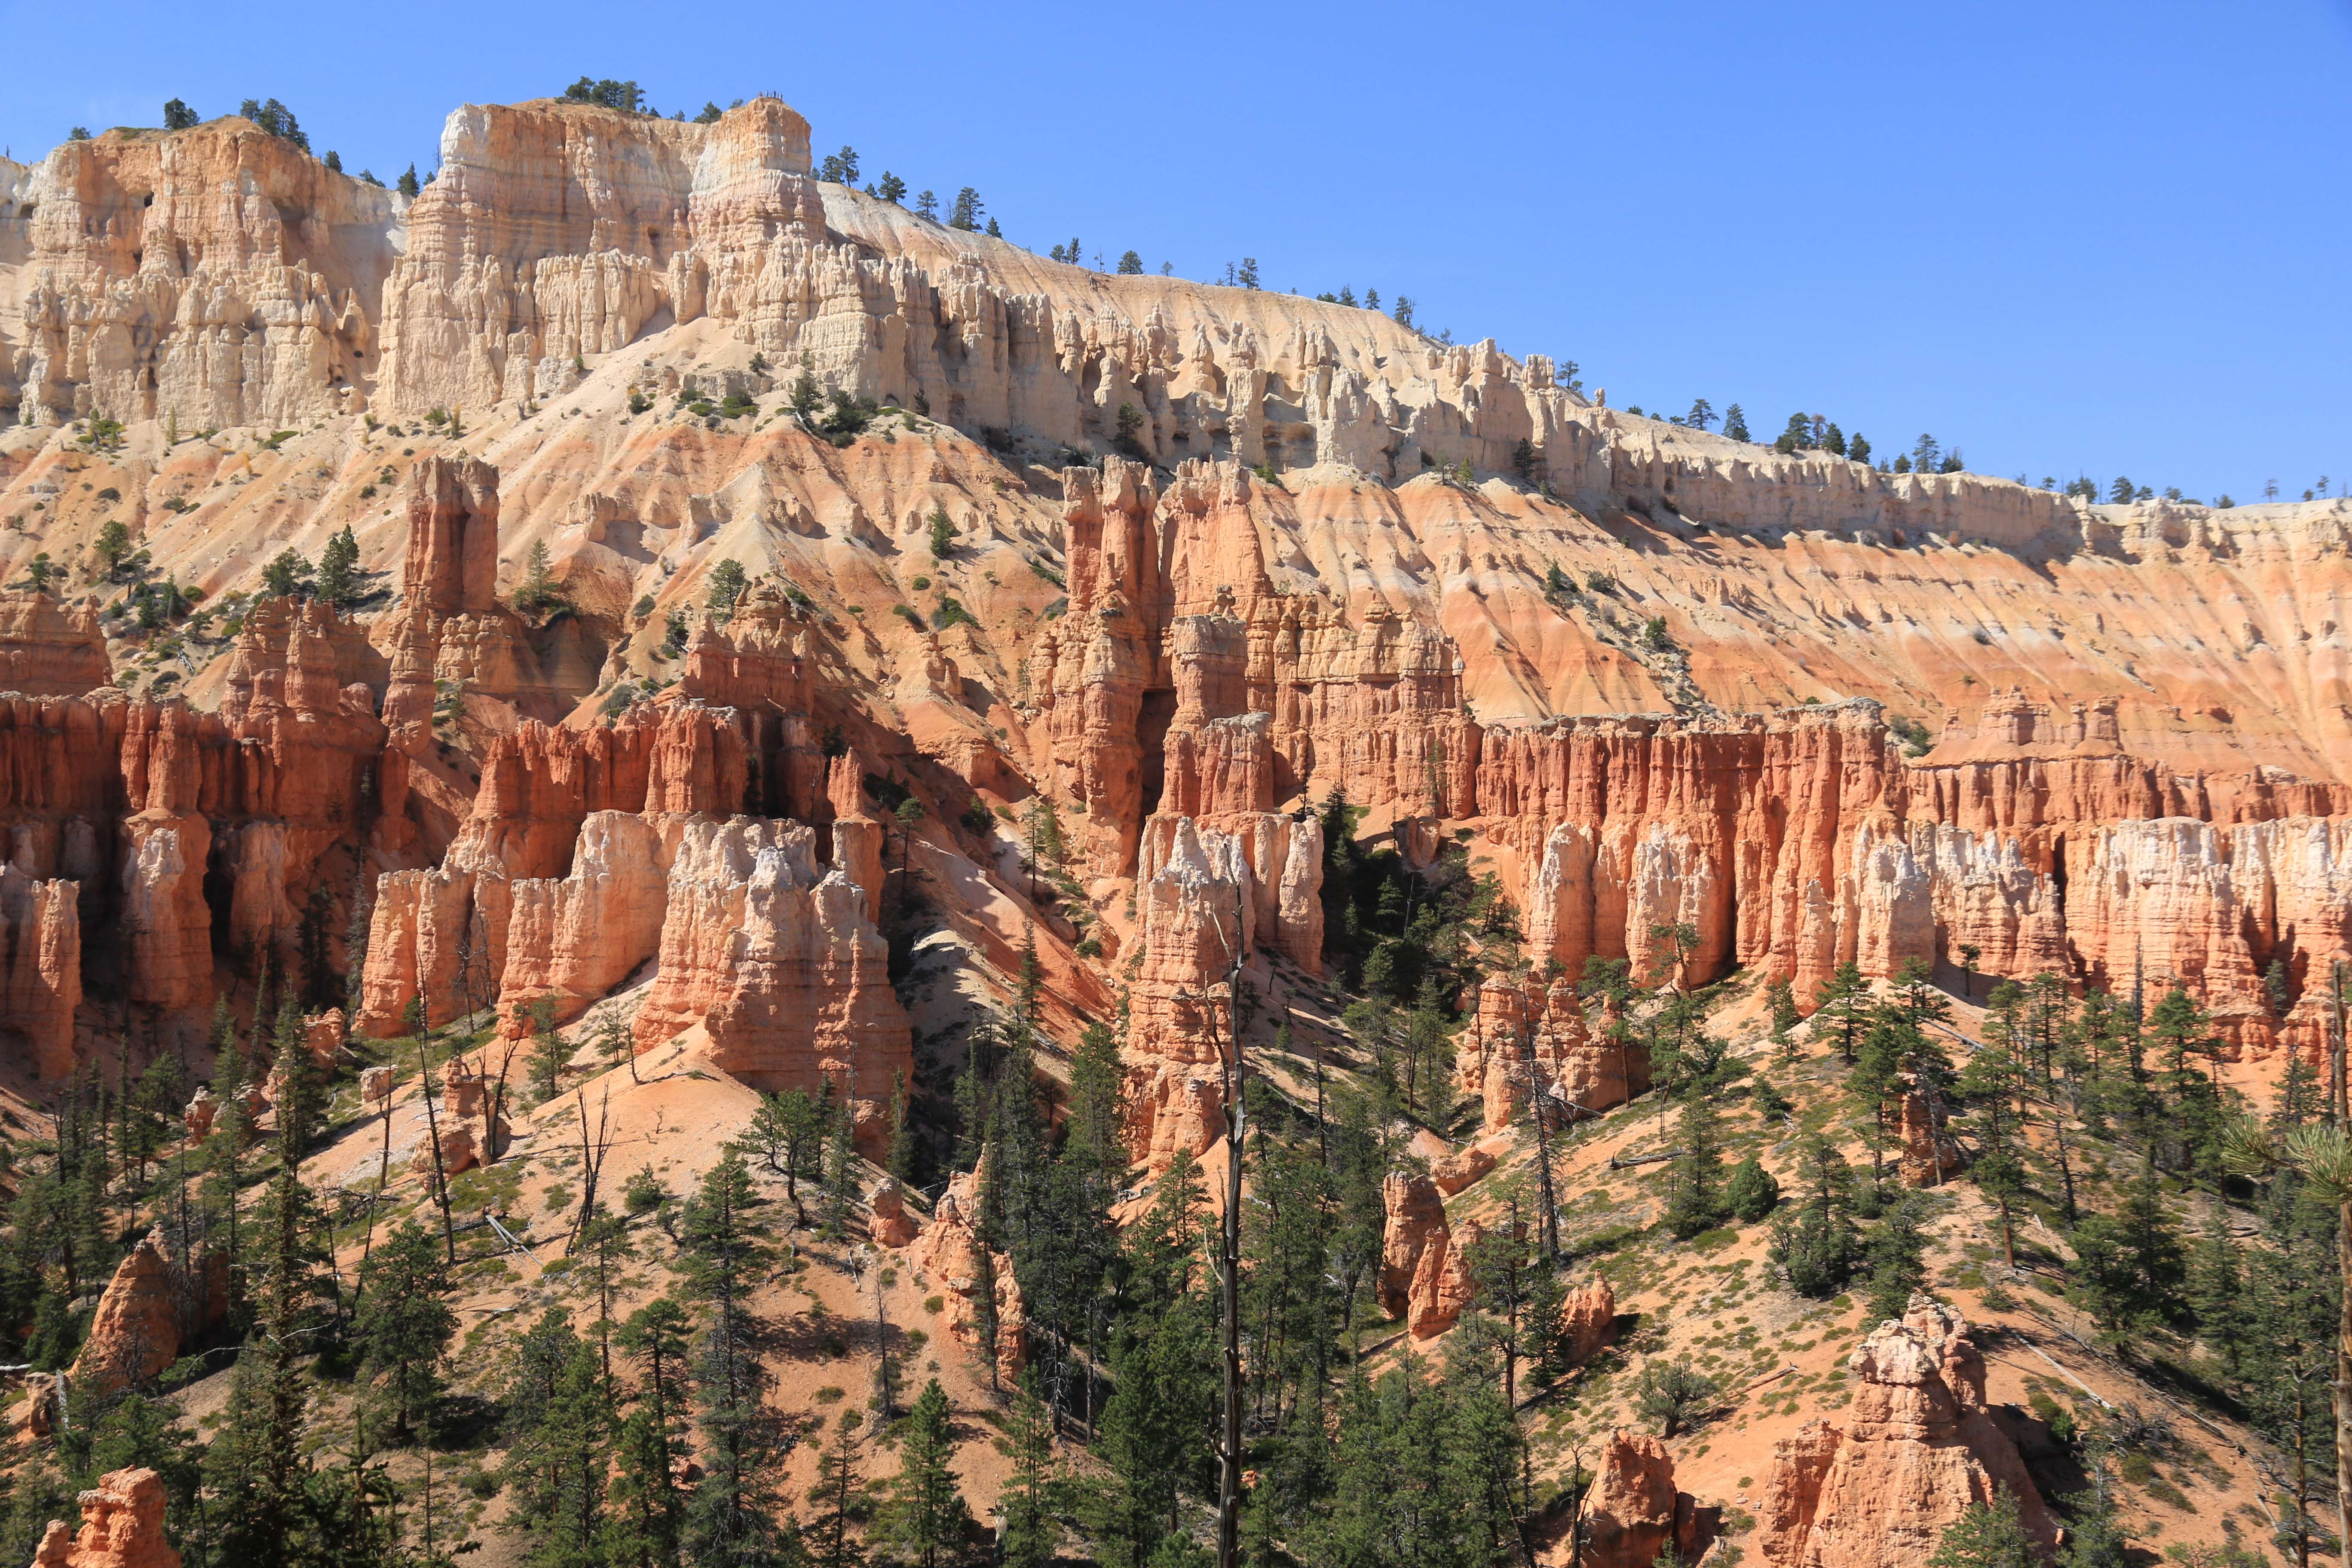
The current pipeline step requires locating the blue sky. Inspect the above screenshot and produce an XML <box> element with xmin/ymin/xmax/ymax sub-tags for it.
<box><xmin>4</xmin><ymin>0</ymin><xmax>2346</xmax><ymax>503</ymax></box>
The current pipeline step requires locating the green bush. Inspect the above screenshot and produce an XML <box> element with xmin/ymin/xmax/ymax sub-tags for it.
<box><xmin>1726</xmin><ymin>1155</ymin><xmax>1781</xmax><ymax>1222</ymax></box>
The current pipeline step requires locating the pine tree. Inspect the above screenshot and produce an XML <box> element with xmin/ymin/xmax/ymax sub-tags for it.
<box><xmin>207</xmin><ymin>1136</ymin><xmax>327</xmax><ymax>1563</ymax></box>
<box><xmin>353</xmin><ymin>1219</ymin><xmax>453</xmax><ymax>1442</ymax></box>
<box><xmin>748</xmin><ymin>1088</ymin><xmax>829</xmax><ymax>1222</ymax></box>
<box><xmin>1926</xmin><ymin>1489</ymin><xmax>2041</xmax><ymax>1568</ymax></box>
<box><xmin>880</xmin><ymin>1379</ymin><xmax>974</xmax><ymax>1568</ymax></box>
<box><xmin>525</xmin><ymin>998</ymin><xmax>566</xmax><ymax>1102</ymax></box>
<box><xmin>1725</xmin><ymin>1154</ymin><xmax>1780</xmax><ymax>1222</ymax></box>
<box><xmin>532</xmin><ymin>1339</ymin><xmax>612</xmax><ymax>1568</ymax></box>
<box><xmin>819</xmin><ymin>1104</ymin><xmax>858</xmax><ymax>1241</ymax></box>
<box><xmin>316</xmin><ymin>524</ymin><xmax>362</xmax><ymax>607</ymax></box>
<box><xmin>603</xmin><ymin>1296</ymin><xmax>692</xmax><ymax>1567</ymax></box>
<box><xmin>681</xmin><ymin>1152</ymin><xmax>788</xmax><ymax>1567</ymax></box>
<box><xmin>810</xmin><ymin>1409</ymin><xmax>869</xmax><ymax>1568</ymax></box>
<box><xmin>1663</xmin><ymin>1098</ymin><xmax>1728</xmax><ymax>1239</ymax></box>
<box><xmin>997</xmin><ymin>1373</ymin><xmax>1058</xmax><ymax>1567</ymax></box>
<box><xmin>1863</xmin><ymin>1195</ymin><xmax>1929</xmax><ymax>1320</ymax></box>
<box><xmin>884</xmin><ymin>1071</ymin><xmax>915</xmax><ymax>1185</ymax></box>
<box><xmin>1769</xmin><ymin>1135</ymin><xmax>1859</xmax><ymax>1297</ymax></box>
<box><xmin>1813</xmin><ymin>961</ymin><xmax>1870</xmax><ymax>1064</ymax></box>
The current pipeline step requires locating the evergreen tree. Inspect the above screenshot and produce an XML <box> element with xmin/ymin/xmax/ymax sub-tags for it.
<box><xmin>353</xmin><ymin>1220</ymin><xmax>453</xmax><ymax>1442</ymax></box>
<box><xmin>603</xmin><ymin>1296</ymin><xmax>692</xmax><ymax>1567</ymax></box>
<box><xmin>207</xmin><ymin>1135</ymin><xmax>328</xmax><ymax>1564</ymax></box>
<box><xmin>524</xmin><ymin>998</ymin><xmax>566</xmax><ymax>1102</ymax></box>
<box><xmin>1926</xmin><ymin>1489</ymin><xmax>2041</xmax><ymax>1568</ymax></box>
<box><xmin>1721</xmin><ymin>404</ymin><xmax>1750</xmax><ymax>441</ymax></box>
<box><xmin>681</xmin><ymin>1151</ymin><xmax>789</xmax><ymax>1567</ymax></box>
<box><xmin>818</xmin><ymin>1103</ymin><xmax>858</xmax><ymax>1241</ymax></box>
<box><xmin>2186</xmin><ymin>1206</ymin><xmax>2251</xmax><ymax>1373</ymax></box>
<box><xmin>1862</xmin><ymin>1195</ymin><xmax>1929</xmax><ymax>1320</ymax></box>
<box><xmin>530</xmin><ymin>1339</ymin><xmax>612</xmax><ymax>1568</ymax></box>
<box><xmin>1663</xmin><ymin>1098</ymin><xmax>1728</xmax><ymax>1239</ymax></box>
<box><xmin>316</xmin><ymin>524</ymin><xmax>362</xmax><ymax>607</ymax></box>
<box><xmin>748</xmin><ymin>1088</ymin><xmax>830</xmax><ymax>1222</ymax></box>
<box><xmin>997</xmin><ymin>1373</ymin><xmax>1058</xmax><ymax>1568</ymax></box>
<box><xmin>884</xmin><ymin>1071</ymin><xmax>915</xmax><ymax>1186</ymax></box>
<box><xmin>1769</xmin><ymin>1136</ymin><xmax>1859</xmax><ymax>1297</ymax></box>
<box><xmin>1725</xmin><ymin>1154</ymin><xmax>1780</xmax><ymax>1222</ymax></box>
<box><xmin>1813</xmin><ymin>961</ymin><xmax>1870</xmax><ymax>1064</ymax></box>
<box><xmin>810</xmin><ymin>1409</ymin><xmax>869</xmax><ymax>1568</ymax></box>
<box><xmin>880</xmin><ymin>1379</ymin><xmax>974</xmax><ymax>1568</ymax></box>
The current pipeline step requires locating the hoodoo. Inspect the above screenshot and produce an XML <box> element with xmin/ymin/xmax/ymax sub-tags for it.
<box><xmin>0</xmin><ymin>61</ymin><xmax>2340</xmax><ymax>1568</ymax></box>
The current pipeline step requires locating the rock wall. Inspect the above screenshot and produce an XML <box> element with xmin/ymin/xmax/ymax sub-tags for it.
<box><xmin>1485</xmin><ymin>700</ymin><xmax>2352</xmax><ymax>1048</ymax></box>
<box><xmin>1122</xmin><ymin>812</ymin><xmax>1325</xmax><ymax>1175</ymax></box>
<box><xmin>5</xmin><ymin>116</ymin><xmax>398</xmax><ymax>429</ymax></box>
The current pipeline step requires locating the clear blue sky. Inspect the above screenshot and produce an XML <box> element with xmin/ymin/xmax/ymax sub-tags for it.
<box><xmin>4</xmin><ymin>0</ymin><xmax>2347</xmax><ymax>503</ymax></box>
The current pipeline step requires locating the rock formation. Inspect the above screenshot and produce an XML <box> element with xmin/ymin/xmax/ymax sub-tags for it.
<box><xmin>1558</xmin><ymin>1278</ymin><xmax>1618</xmax><ymax>1366</ymax></box>
<box><xmin>377</xmin><ymin>456</ymin><xmax>555</xmax><ymax>741</ymax></box>
<box><xmin>1581</xmin><ymin>1431</ymin><xmax>1703</xmax><ymax>1568</ymax></box>
<box><xmin>630</xmin><ymin>815</ymin><xmax>910</xmax><ymax>1136</ymax></box>
<box><xmin>1378</xmin><ymin>1170</ymin><xmax>1463</xmax><ymax>1338</ymax></box>
<box><xmin>906</xmin><ymin>1171</ymin><xmax>1028</xmax><ymax>1383</ymax></box>
<box><xmin>0</xmin><ymin>592</ymin><xmax>108</xmax><ymax>695</ymax></box>
<box><xmin>6</xmin><ymin>115</ymin><xmax>395</xmax><ymax>430</ymax></box>
<box><xmin>1758</xmin><ymin>1296</ymin><xmax>2057</xmax><ymax>1568</ymax></box>
<box><xmin>29</xmin><ymin>1467</ymin><xmax>181</xmax><ymax>1568</ymax></box>
<box><xmin>867</xmin><ymin>1177</ymin><xmax>919</xmax><ymax>1248</ymax></box>
<box><xmin>0</xmin><ymin>862</ymin><xmax>80</xmax><ymax>1078</ymax></box>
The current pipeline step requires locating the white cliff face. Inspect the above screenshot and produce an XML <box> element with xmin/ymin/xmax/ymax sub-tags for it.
<box><xmin>4</xmin><ymin>120</ymin><xmax>402</xmax><ymax>428</ymax></box>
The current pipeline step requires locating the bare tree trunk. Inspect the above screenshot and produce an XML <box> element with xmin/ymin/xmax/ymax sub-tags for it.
<box><xmin>416</xmin><ymin>1035</ymin><xmax>456</xmax><ymax>1265</ymax></box>
<box><xmin>1215</xmin><ymin>891</ymin><xmax>1246</xmax><ymax>1568</ymax></box>
<box><xmin>1522</xmin><ymin>1011</ymin><xmax>1560</xmax><ymax>1260</ymax></box>
<box><xmin>2336</xmin><ymin>1200</ymin><xmax>2350</xmax><ymax>1566</ymax></box>
<box><xmin>2332</xmin><ymin>962</ymin><xmax>2347</xmax><ymax>1129</ymax></box>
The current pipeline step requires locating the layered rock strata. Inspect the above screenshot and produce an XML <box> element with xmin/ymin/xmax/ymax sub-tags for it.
<box><xmin>4</xmin><ymin>116</ymin><xmax>397</xmax><ymax>429</ymax></box>
<box><xmin>0</xmin><ymin>591</ymin><xmax>108</xmax><ymax>695</ymax></box>
<box><xmin>629</xmin><ymin>814</ymin><xmax>911</xmax><ymax>1123</ymax></box>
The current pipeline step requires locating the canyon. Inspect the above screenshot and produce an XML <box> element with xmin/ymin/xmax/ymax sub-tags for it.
<box><xmin>0</xmin><ymin>86</ymin><xmax>2344</xmax><ymax>1568</ymax></box>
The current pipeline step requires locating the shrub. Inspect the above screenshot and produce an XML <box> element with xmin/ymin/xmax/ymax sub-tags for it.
<box><xmin>1585</xmin><ymin>571</ymin><xmax>1617</xmax><ymax>594</ymax></box>
<box><xmin>622</xmin><ymin>1165</ymin><xmax>665</xmax><ymax>1214</ymax></box>
<box><xmin>1726</xmin><ymin>1155</ymin><xmax>1781</xmax><ymax>1222</ymax></box>
<box><xmin>1633</xmin><ymin>1360</ymin><xmax>1720</xmax><ymax>1437</ymax></box>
